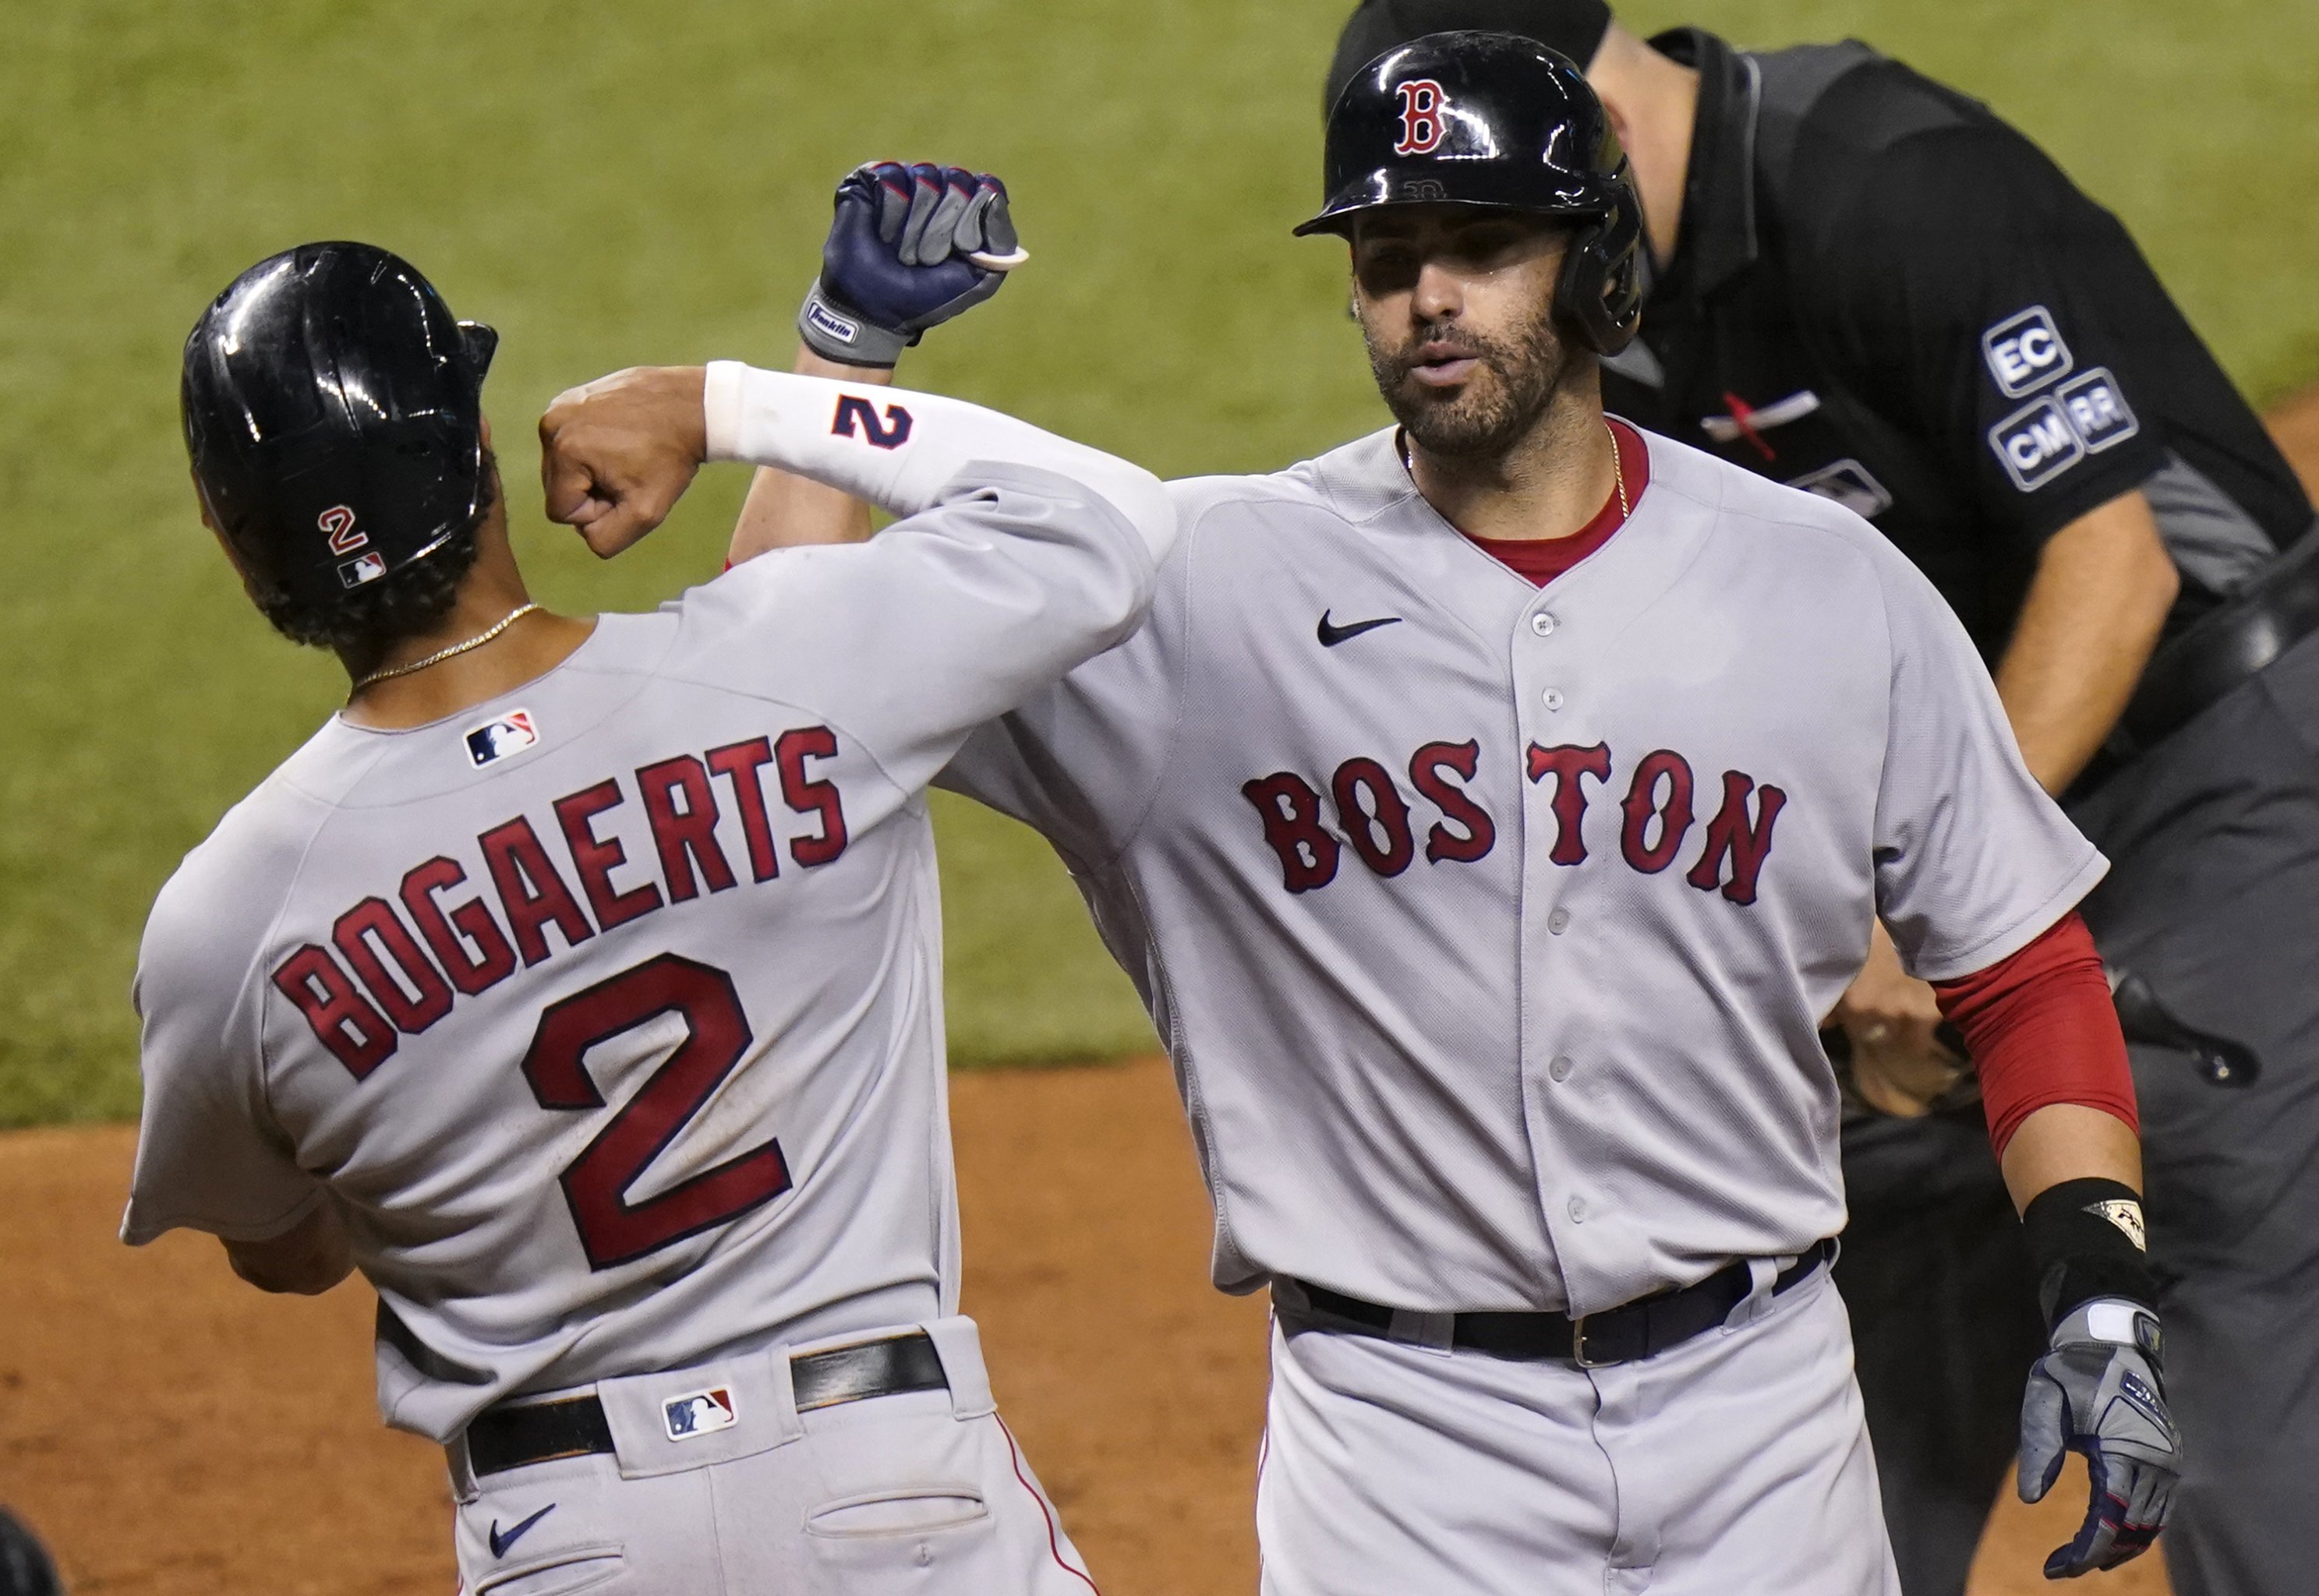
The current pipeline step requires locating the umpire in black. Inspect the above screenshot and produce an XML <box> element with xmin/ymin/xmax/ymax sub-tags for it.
<box><xmin>1326</xmin><ymin>5</ymin><xmax>2319</xmax><ymax>1594</ymax></box>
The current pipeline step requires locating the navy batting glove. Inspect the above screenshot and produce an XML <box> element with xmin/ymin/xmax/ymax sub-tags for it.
<box><xmin>2017</xmin><ymin>1299</ymin><xmax>2181</xmax><ymax>1579</ymax></box>
<box><xmin>797</xmin><ymin>162</ymin><xmax>1025</xmax><ymax>368</ymax></box>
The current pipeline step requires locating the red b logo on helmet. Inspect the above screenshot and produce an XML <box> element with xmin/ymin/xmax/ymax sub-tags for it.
<box><xmin>1394</xmin><ymin>79</ymin><xmax>1448</xmax><ymax>156</ymax></box>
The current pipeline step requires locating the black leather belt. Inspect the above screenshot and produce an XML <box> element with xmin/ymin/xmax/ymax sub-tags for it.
<box><xmin>1281</xmin><ymin>1238</ymin><xmax>1836</xmax><ymax>1367</ymax></box>
<box><xmin>461</xmin><ymin>1331</ymin><xmax>949</xmax><ymax>1478</ymax></box>
<box><xmin>2115</xmin><ymin>529</ymin><xmax>2319</xmax><ymax>756</ymax></box>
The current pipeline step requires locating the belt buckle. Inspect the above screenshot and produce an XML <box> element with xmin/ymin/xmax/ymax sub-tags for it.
<box><xmin>1571</xmin><ymin>1312</ymin><xmax>1621</xmax><ymax>1368</ymax></box>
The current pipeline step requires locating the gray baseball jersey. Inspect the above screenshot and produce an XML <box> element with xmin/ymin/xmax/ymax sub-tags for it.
<box><xmin>942</xmin><ymin>423</ymin><xmax>2104</xmax><ymax>1317</ymax></box>
<box><xmin>123</xmin><ymin>364</ymin><xmax>1174</xmax><ymax>1443</ymax></box>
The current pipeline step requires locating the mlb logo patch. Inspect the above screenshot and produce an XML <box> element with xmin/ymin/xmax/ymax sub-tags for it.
<box><xmin>1981</xmin><ymin>306</ymin><xmax>2074</xmax><ymax>398</ymax></box>
<box><xmin>663</xmin><ymin>1387</ymin><xmax>738</xmax><ymax>1442</ymax></box>
<box><xmin>338</xmin><ymin>551</ymin><xmax>387</xmax><ymax>588</ymax></box>
<box><xmin>2056</xmin><ymin>369</ymin><xmax>2140</xmax><ymax>454</ymax></box>
<box><xmin>1988</xmin><ymin>396</ymin><xmax>2085</xmax><ymax>493</ymax></box>
<box><xmin>1787</xmin><ymin>457</ymin><xmax>1893</xmax><ymax>520</ymax></box>
<box><xmin>464</xmin><ymin>709</ymin><xmax>539</xmax><ymax>768</ymax></box>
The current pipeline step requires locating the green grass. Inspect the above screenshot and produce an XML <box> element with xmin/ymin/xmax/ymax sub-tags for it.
<box><xmin>2</xmin><ymin>0</ymin><xmax>2314</xmax><ymax>1125</ymax></box>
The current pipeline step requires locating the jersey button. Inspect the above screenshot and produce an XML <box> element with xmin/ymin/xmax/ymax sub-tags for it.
<box><xmin>1567</xmin><ymin>1195</ymin><xmax>1589</xmax><ymax>1223</ymax></box>
<box><xmin>1547</xmin><ymin>908</ymin><xmax>1571</xmax><ymax>934</ymax></box>
<box><xmin>1550</xmin><ymin>1054</ymin><xmax>1573</xmax><ymax>1082</ymax></box>
<box><xmin>1531</xmin><ymin>613</ymin><xmax>1557</xmax><ymax>637</ymax></box>
<box><xmin>1542</xmin><ymin>688</ymin><xmax>1565</xmax><ymax>711</ymax></box>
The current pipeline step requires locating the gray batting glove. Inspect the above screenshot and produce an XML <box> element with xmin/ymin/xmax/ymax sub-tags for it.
<box><xmin>2018</xmin><ymin>1298</ymin><xmax>2181</xmax><ymax>1578</ymax></box>
<box><xmin>797</xmin><ymin>161</ymin><xmax>1027</xmax><ymax>368</ymax></box>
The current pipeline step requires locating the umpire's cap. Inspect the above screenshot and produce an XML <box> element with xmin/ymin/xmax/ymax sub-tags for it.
<box><xmin>182</xmin><ymin>242</ymin><xmax>498</xmax><ymax>613</ymax></box>
<box><xmin>1325</xmin><ymin>0</ymin><xmax>1611</xmax><ymax>113</ymax></box>
<box><xmin>1299</xmin><ymin>30</ymin><xmax>1646</xmax><ymax>353</ymax></box>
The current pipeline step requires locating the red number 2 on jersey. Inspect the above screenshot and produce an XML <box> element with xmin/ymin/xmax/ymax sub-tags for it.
<box><xmin>521</xmin><ymin>953</ymin><xmax>792</xmax><ymax>1269</ymax></box>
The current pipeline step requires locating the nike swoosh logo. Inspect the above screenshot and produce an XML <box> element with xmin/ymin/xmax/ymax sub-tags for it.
<box><xmin>1317</xmin><ymin>611</ymin><xmax>1402</xmax><ymax>648</ymax></box>
<box><xmin>490</xmin><ymin>1503</ymin><xmax>557</xmax><ymax>1559</ymax></box>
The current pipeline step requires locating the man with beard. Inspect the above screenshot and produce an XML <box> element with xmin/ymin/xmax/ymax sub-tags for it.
<box><xmin>1313</xmin><ymin>9</ymin><xmax>2318</xmax><ymax>1595</ymax></box>
<box><xmin>723</xmin><ymin>50</ymin><xmax>2179</xmax><ymax>1593</ymax></box>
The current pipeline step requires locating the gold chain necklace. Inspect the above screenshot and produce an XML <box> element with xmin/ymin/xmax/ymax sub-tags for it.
<box><xmin>351</xmin><ymin>602</ymin><xmax>539</xmax><ymax>694</ymax></box>
<box><xmin>1391</xmin><ymin>420</ymin><xmax>1631</xmax><ymax>520</ymax></box>
<box><xmin>1607</xmin><ymin>421</ymin><xmax>1630</xmax><ymax>519</ymax></box>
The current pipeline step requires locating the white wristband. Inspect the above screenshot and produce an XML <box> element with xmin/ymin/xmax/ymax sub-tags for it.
<box><xmin>696</xmin><ymin>361</ymin><xmax>1172</xmax><ymax>564</ymax></box>
<box><xmin>702</xmin><ymin>360</ymin><xmax>749</xmax><ymax>464</ymax></box>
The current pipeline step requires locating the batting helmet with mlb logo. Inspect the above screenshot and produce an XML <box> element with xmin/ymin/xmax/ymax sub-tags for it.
<box><xmin>181</xmin><ymin>242</ymin><xmax>499</xmax><ymax>616</ymax></box>
<box><xmin>1296</xmin><ymin>30</ymin><xmax>1646</xmax><ymax>355</ymax></box>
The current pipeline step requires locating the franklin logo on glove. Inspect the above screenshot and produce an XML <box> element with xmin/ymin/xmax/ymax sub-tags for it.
<box><xmin>803</xmin><ymin>299</ymin><xmax>863</xmax><ymax>349</ymax></box>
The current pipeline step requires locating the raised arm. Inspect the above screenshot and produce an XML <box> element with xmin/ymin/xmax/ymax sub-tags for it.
<box><xmin>538</xmin><ymin>345</ymin><xmax>1174</xmax><ymax>792</ymax></box>
<box><xmin>731</xmin><ymin>163</ymin><xmax>1025</xmax><ymax>562</ymax></box>
<box><xmin>538</xmin><ymin>361</ymin><xmax>1169</xmax><ymax>569</ymax></box>
<box><xmin>701</xmin><ymin>362</ymin><xmax>1169</xmax><ymax>561</ymax></box>
<box><xmin>732</xmin><ymin>345</ymin><xmax>891</xmax><ymax>556</ymax></box>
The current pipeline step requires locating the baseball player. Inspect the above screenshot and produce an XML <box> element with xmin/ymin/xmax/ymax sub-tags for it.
<box><xmin>730</xmin><ymin>47</ymin><xmax>2181</xmax><ymax>1594</ymax></box>
<box><xmin>122</xmin><ymin>200</ymin><xmax>1171</xmax><ymax>1594</ymax></box>
<box><xmin>1322</xmin><ymin>6</ymin><xmax>2319</xmax><ymax>1594</ymax></box>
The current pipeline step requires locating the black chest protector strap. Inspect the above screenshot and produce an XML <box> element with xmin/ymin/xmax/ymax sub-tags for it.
<box><xmin>1744</xmin><ymin>44</ymin><xmax>1984</xmax><ymax>547</ymax></box>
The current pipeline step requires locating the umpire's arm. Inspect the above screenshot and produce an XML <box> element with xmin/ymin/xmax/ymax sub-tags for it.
<box><xmin>1995</xmin><ymin>489</ymin><xmax>2178</xmax><ymax>795</ymax></box>
<box><xmin>1815</xmin><ymin>122</ymin><xmax>2206</xmax><ymax>796</ymax></box>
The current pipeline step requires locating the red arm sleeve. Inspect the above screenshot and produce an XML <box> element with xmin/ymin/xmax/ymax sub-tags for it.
<box><xmin>1931</xmin><ymin>909</ymin><xmax>2138</xmax><ymax>1159</ymax></box>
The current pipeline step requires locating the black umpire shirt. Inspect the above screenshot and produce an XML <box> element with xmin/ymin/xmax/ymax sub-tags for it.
<box><xmin>1602</xmin><ymin>29</ymin><xmax>2314</xmax><ymax>663</ymax></box>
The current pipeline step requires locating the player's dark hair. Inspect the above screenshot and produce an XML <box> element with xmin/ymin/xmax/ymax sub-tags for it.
<box><xmin>253</xmin><ymin>448</ymin><xmax>499</xmax><ymax>669</ymax></box>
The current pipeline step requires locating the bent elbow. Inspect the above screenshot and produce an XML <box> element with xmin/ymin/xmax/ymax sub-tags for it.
<box><xmin>1075</xmin><ymin>464</ymin><xmax>1175</xmax><ymax>570</ymax></box>
<box><xmin>1066</xmin><ymin>471</ymin><xmax>1174</xmax><ymax>635</ymax></box>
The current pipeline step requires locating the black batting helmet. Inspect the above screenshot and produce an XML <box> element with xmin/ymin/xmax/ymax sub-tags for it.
<box><xmin>1297</xmin><ymin>30</ymin><xmax>1646</xmax><ymax>355</ymax></box>
<box><xmin>182</xmin><ymin>242</ymin><xmax>499</xmax><ymax>613</ymax></box>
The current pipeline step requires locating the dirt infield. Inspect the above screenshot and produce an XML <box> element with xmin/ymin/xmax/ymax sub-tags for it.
<box><xmin>2</xmin><ymin>1060</ymin><xmax>2153</xmax><ymax>1596</ymax></box>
